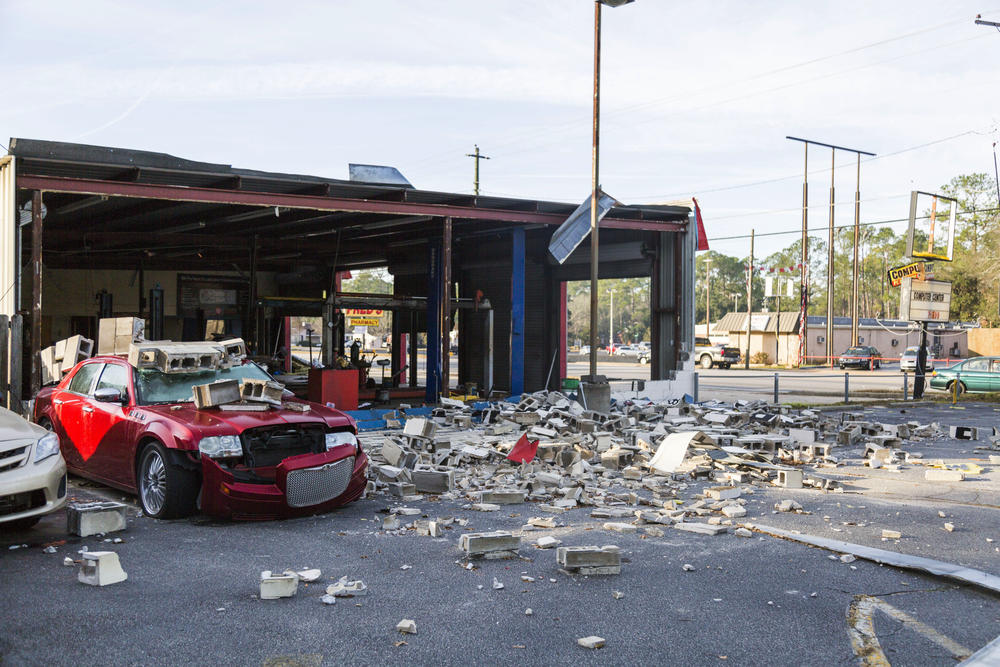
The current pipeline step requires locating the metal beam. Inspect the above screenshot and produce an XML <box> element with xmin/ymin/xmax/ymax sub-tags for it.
<box><xmin>30</xmin><ymin>190</ymin><xmax>42</xmax><ymax>396</ymax></box>
<box><xmin>16</xmin><ymin>175</ymin><xmax>686</xmax><ymax>232</ymax></box>
<box><xmin>510</xmin><ymin>228</ymin><xmax>525</xmax><ymax>395</ymax></box>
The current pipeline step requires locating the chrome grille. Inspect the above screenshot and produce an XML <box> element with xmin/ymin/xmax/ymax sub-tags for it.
<box><xmin>285</xmin><ymin>456</ymin><xmax>355</xmax><ymax>508</ymax></box>
<box><xmin>0</xmin><ymin>440</ymin><xmax>32</xmax><ymax>473</ymax></box>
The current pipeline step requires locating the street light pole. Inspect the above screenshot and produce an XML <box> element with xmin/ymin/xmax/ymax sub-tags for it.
<box><xmin>589</xmin><ymin>0</ymin><xmax>634</xmax><ymax>380</ymax></box>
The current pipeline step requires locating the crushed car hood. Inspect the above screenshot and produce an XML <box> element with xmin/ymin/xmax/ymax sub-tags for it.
<box><xmin>141</xmin><ymin>402</ymin><xmax>352</xmax><ymax>434</ymax></box>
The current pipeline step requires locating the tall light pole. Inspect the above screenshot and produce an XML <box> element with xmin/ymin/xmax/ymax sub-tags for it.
<box><xmin>588</xmin><ymin>0</ymin><xmax>635</xmax><ymax>379</ymax></box>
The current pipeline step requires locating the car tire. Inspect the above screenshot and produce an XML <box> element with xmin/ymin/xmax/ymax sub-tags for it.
<box><xmin>700</xmin><ymin>355</ymin><xmax>714</xmax><ymax>370</ymax></box>
<box><xmin>137</xmin><ymin>442</ymin><xmax>199</xmax><ymax>520</ymax></box>
<box><xmin>722</xmin><ymin>363</ymin><xmax>731</xmax><ymax>369</ymax></box>
<box><xmin>4</xmin><ymin>516</ymin><xmax>41</xmax><ymax>530</ymax></box>
<box><xmin>949</xmin><ymin>381</ymin><xmax>967</xmax><ymax>397</ymax></box>
<box><xmin>840</xmin><ymin>364</ymin><xmax>846</xmax><ymax>370</ymax></box>
<box><xmin>863</xmin><ymin>361</ymin><xmax>871</xmax><ymax>370</ymax></box>
<box><xmin>638</xmin><ymin>356</ymin><xmax>649</xmax><ymax>365</ymax></box>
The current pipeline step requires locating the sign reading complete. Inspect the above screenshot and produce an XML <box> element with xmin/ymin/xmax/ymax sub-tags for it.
<box><xmin>887</xmin><ymin>261</ymin><xmax>925</xmax><ymax>287</ymax></box>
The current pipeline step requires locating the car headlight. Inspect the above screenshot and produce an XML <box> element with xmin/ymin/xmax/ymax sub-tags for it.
<box><xmin>325</xmin><ymin>431</ymin><xmax>358</xmax><ymax>452</ymax></box>
<box><xmin>198</xmin><ymin>435</ymin><xmax>242</xmax><ymax>458</ymax></box>
<box><xmin>34</xmin><ymin>432</ymin><xmax>60</xmax><ymax>463</ymax></box>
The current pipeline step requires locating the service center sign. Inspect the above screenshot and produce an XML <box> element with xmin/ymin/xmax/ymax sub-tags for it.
<box><xmin>344</xmin><ymin>309</ymin><xmax>385</xmax><ymax>327</ymax></box>
<box><xmin>887</xmin><ymin>261</ymin><xmax>925</xmax><ymax>287</ymax></box>
<box><xmin>898</xmin><ymin>278</ymin><xmax>951</xmax><ymax>321</ymax></box>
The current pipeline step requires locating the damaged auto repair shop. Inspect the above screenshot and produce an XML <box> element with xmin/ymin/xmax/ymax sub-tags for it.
<box><xmin>0</xmin><ymin>138</ymin><xmax>697</xmax><ymax>411</ymax></box>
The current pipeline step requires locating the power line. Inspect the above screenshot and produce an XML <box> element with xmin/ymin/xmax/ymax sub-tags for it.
<box><xmin>707</xmin><ymin>206</ymin><xmax>1000</xmax><ymax>243</ymax></box>
<box><xmin>407</xmin><ymin>13</ymin><xmax>989</xmax><ymax>173</ymax></box>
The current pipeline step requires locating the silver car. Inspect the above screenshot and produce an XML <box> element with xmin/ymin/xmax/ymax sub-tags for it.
<box><xmin>0</xmin><ymin>407</ymin><xmax>67</xmax><ymax>530</ymax></box>
<box><xmin>899</xmin><ymin>346</ymin><xmax>935</xmax><ymax>372</ymax></box>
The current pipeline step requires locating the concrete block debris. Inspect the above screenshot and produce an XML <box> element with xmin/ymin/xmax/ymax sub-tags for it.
<box><xmin>78</xmin><ymin>551</ymin><xmax>128</xmax><ymax>587</ymax></box>
<box><xmin>674</xmin><ymin>522</ymin><xmax>729</xmax><ymax>536</ymax></box>
<box><xmin>67</xmin><ymin>501</ymin><xmax>127</xmax><ymax>537</ymax></box>
<box><xmin>192</xmin><ymin>379</ymin><xmax>241</xmax><ymax>408</ymax></box>
<box><xmin>578</xmin><ymin>636</ymin><xmax>606</xmax><ymax>649</ymax></box>
<box><xmin>479</xmin><ymin>490</ymin><xmax>526</xmax><ymax>504</ymax></box>
<box><xmin>326</xmin><ymin>577</ymin><xmax>368</xmax><ymax>597</ymax></box>
<box><xmin>411</xmin><ymin>468</ymin><xmax>454</xmax><ymax>494</ymax></box>
<box><xmin>260</xmin><ymin>571</ymin><xmax>298</xmax><ymax>599</ymax></box>
<box><xmin>949</xmin><ymin>426</ymin><xmax>978</xmax><ymax>440</ymax></box>
<box><xmin>396</xmin><ymin>619</ymin><xmax>417</xmax><ymax>634</ymax></box>
<box><xmin>98</xmin><ymin>316</ymin><xmax>144</xmax><ymax>355</ymax></box>
<box><xmin>535</xmin><ymin>536</ymin><xmax>562</xmax><ymax>549</ymax></box>
<box><xmin>460</xmin><ymin>531</ymin><xmax>520</xmax><ymax>558</ymax></box>
<box><xmin>240</xmin><ymin>378</ymin><xmax>284</xmax><ymax>405</ymax></box>
<box><xmin>556</xmin><ymin>546</ymin><xmax>621</xmax><ymax>575</ymax></box>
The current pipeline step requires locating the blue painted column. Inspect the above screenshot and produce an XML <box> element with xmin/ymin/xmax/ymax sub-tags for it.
<box><xmin>425</xmin><ymin>243</ymin><xmax>442</xmax><ymax>402</ymax></box>
<box><xmin>510</xmin><ymin>228</ymin><xmax>525</xmax><ymax>395</ymax></box>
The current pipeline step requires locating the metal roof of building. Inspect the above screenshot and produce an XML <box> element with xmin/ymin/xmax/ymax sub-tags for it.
<box><xmin>9</xmin><ymin>138</ymin><xmax>691</xmax><ymax>272</ymax></box>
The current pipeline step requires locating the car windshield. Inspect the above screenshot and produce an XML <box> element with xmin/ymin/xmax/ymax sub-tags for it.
<box><xmin>845</xmin><ymin>347</ymin><xmax>867</xmax><ymax>354</ymax></box>
<box><xmin>902</xmin><ymin>347</ymin><xmax>918</xmax><ymax>355</ymax></box>
<box><xmin>135</xmin><ymin>362</ymin><xmax>274</xmax><ymax>405</ymax></box>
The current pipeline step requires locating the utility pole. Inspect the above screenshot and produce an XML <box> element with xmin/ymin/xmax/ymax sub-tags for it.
<box><xmin>745</xmin><ymin>229</ymin><xmax>754</xmax><ymax>370</ymax></box>
<box><xmin>465</xmin><ymin>144</ymin><xmax>490</xmax><ymax>196</ymax></box>
<box><xmin>609</xmin><ymin>289</ymin><xmax>614</xmax><ymax>351</ymax></box>
<box><xmin>705</xmin><ymin>256</ymin><xmax>712</xmax><ymax>338</ymax></box>
<box><xmin>787</xmin><ymin>136</ymin><xmax>874</xmax><ymax>365</ymax></box>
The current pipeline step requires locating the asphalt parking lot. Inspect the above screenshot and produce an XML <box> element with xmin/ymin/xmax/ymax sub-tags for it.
<box><xmin>2</xmin><ymin>403</ymin><xmax>998</xmax><ymax>665</ymax></box>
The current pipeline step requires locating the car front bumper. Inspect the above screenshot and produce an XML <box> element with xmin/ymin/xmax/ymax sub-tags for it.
<box><xmin>199</xmin><ymin>446</ymin><xmax>369</xmax><ymax>520</ymax></box>
<box><xmin>0</xmin><ymin>454</ymin><xmax>68</xmax><ymax>526</ymax></box>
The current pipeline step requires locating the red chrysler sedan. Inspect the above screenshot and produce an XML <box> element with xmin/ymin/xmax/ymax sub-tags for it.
<box><xmin>33</xmin><ymin>353</ymin><xmax>367</xmax><ymax>520</ymax></box>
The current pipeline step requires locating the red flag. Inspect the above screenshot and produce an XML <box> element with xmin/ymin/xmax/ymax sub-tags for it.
<box><xmin>692</xmin><ymin>197</ymin><xmax>709</xmax><ymax>251</ymax></box>
<box><xmin>507</xmin><ymin>434</ymin><xmax>539</xmax><ymax>463</ymax></box>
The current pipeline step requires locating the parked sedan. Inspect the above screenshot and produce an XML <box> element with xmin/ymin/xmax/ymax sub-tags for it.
<box><xmin>929</xmin><ymin>356</ymin><xmax>1000</xmax><ymax>395</ymax></box>
<box><xmin>838</xmin><ymin>346</ymin><xmax>882</xmax><ymax>370</ymax></box>
<box><xmin>0</xmin><ymin>406</ymin><xmax>67</xmax><ymax>530</ymax></box>
<box><xmin>33</xmin><ymin>344</ymin><xmax>368</xmax><ymax>520</ymax></box>
<box><xmin>899</xmin><ymin>346</ymin><xmax>935</xmax><ymax>372</ymax></box>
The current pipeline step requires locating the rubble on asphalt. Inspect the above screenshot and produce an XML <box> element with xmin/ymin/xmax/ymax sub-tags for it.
<box><xmin>360</xmin><ymin>392</ymin><xmax>967</xmax><ymax>540</ymax></box>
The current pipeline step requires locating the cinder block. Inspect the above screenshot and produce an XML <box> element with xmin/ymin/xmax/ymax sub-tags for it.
<box><xmin>925</xmin><ymin>469</ymin><xmax>965</xmax><ymax>482</ymax></box>
<box><xmin>788</xmin><ymin>428</ymin><xmax>817</xmax><ymax>443</ymax></box>
<box><xmin>240</xmin><ymin>378</ymin><xmax>284</xmax><ymax>405</ymax></box>
<box><xmin>40</xmin><ymin>346</ymin><xmax>59</xmax><ymax>385</ymax></box>
<box><xmin>99</xmin><ymin>317</ymin><xmax>144</xmax><ymax>355</ymax></box>
<box><xmin>949</xmin><ymin>426</ymin><xmax>979</xmax><ymax>440</ymax></box>
<box><xmin>403</xmin><ymin>417</ymin><xmax>437</xmax><ymax>438</ymax></box>
<box><xmin>705</xmin><ymin>486</ymin><xmax>741</xmax><ymax>501</ymax></box>
<box><xmin>259</xmin><ymin>571</ymin><xmax>298</xmax><ymax>599</ymax></box>
<box><xmin>78</xmin><ymin>551</ymin><xmax>128</xmax><ymax>586</ymax></box>
<box><xmin>479</xmin><ymin>490</ymin><xmax>527</xmax><ymax>505</ymax></box>
<box><xmin>556</xmin><ymin>545</ymin><xmax>621</xmax><ymax>573</ymax></box>
<box><xmin>410</xmin><ymin>468</ymin><xmax>453</xmax><ymax>494</ymax></box>
<box><xmin>192</xmin><ymin>380</ymin><xmax>241</xmax><ymax>408</ymax></box>
<box><xmin>776</xmin><ymin>469</ymin><xmax>803</xmax><ymax>489</ymax></box>
<box><xmin>388</xmin><ymin>482</ymin><xmax>416</xmax><ymax>497</ymax></box>
<box><xmin>60</xmin><ymin>335</ymin><xmax>93</xmax><ymax>372</ymax></box>
<box><xmin>673</xmin><ymin>522</ymin><xmax>729</xmax><ymax>536</ymax></box>
<box><xmin>217</xmin><ymin>338</ymin><xmax>247</xmax><ymax>362</ymax></box>
<box><xmin>460</xmin><ymin>531</ymin><xmax>520</xmax><ymax>557</ymax></box>
<box><xmin>67</xmin><ymin>501</ymin><xmax>127</xmax><ymax>537</ymax></box>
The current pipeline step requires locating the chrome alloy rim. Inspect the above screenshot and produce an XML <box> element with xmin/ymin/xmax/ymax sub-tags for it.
<box><xmin>140</xmin><ymin>450</ymin><xmax>166</xmax><ymax>515</ymax></box>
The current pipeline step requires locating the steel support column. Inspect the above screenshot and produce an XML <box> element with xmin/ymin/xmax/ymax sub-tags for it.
<box><xmin>30</xmin><ymin>190</ymin><xmax>42</xmax><ymax>397</ymax></box>
<box><xmin>510</xmin><ymin>228</ymin><xmax>525</xmax><ymax>396</ymax></box>
<box><xmin>559</xmin><ymin>281</ymin><xmax>568</xmax><ymax>386</ymax></box>
<box><xmin>426</xmin><ymin>243</ymin><xmax>443</xmax><ymax>402</ymax></box>
<box><xmin>441</xmin><ymin>217</ymin><xmax>452</xmax><ymax>393</ymax></box>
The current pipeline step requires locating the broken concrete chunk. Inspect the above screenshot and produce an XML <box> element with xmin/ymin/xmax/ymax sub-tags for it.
<box><xmin>296</xmin><ymin>569</ymin><xmax>322</xmax><ymax>582</ymax></box>
<box><xmin>721</xmin><ymin>505</ymin><xmax>747</xmax><ymax>519</ymax></box>
<box><xmin>411</xmin><ymin>468</ymin><xmax>454</xmax><ymax>494</ymax></box>
<box><xmin>944</xmin><ymin>522</ymin><xmax>955</xmax><ymax>532</ymax></box>
<box><xmin>949</xmin><ymin>426</ymin><xmax>979</xmax><ymax>440</ymax></box>
<box><xmin>479</xmin><ymin>490</ymin><xmax>526</xmax><ymax>505</ymax></box>
<box><xmin>705</xmin><ymin>486</ymin><xmax>741</xmax><ymax>501</ymax></box>
<box><xmin>78</xmin><ymin>551</ymin><xmax>128</xmax><ymax>587</ymax></box>
<box><xmin>396</xmin><ymin>619</ymin><xmax>417</xmax><ymax>634</ymax></box>
<box><xmin>527</xmin><ymin>517</ymin><xmax>556</xmax><ymax>529</ymax></box>
<box><xmin>774</xmin><ymin>499</ymin><xmax>802</xmax><ymax>513</ymax></box>
<box><xmin>881</xmin><ymin>530</ymin><xmax>901</xmax><ymax>540</ymax></box>
<box><xmin>192</xmin><ymin>379</ymin><xmax>242</xmax><ymax>408</ymax></box>
<box><xmin>648</xmin><ymin>431</ymin><xmax>704</xmax><ymax>474</ymax></box>
<box><xmin>673</xmin><ymin>522</ymin><xmax>729</xmax><ymax>536</ymax></box>
<box><xmin>577</xmin><ymin>636</ymin><xmax>606</xmax><ymax>649</ymax></box>
<box><xmin>326</xmin><ymin>577</ymin><xmax>368</xmax><ymax>597</ymax></box>
<box><xmin>535</xmin><ymin>536</ymin><xmax>562</xmax><ymax>549</ymax></box>
<box><xmin>603</xmin><ymin>522</ymin><xmax>637</xmax><ymax>533</ymax></box>
<box><xmin>67</xmin><ymin>501</ymin><xmax>127</xmax><ymax>537</ymax></box>
<box><xmin>239</xmin><ymin>378</ymin><xmax>284</xmax><ymax>405</ymax></box>
<box><xmin>259</xmin><ymin>570</ymin><xmax>297</xmax><ymax>599</ymax></box>
<box><xmin>733</xmin><ymin>528</ymin><xmax>753</xmax><ymax>538</ymax></box>
<box><xmin>925</xmin><ymin>469</ymin><xmax>964</xmax><ymax>482</ymax></box>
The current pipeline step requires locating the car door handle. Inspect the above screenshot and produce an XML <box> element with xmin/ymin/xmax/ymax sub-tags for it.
<box><xmin>82</xmin><ymin>406</ymin><xmax>94</xmax><ymax>413</ymax></box>
<box><xmin>53</xmin><ymin>399</ymin><xmax>64</xmax><ymax>405</ymax></box>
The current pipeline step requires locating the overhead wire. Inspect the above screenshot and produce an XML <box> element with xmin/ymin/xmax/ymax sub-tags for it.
<box><xmin>407</xmin><ymin>12</ymin><xmax>989</xmax><ymax>174</ymax></box>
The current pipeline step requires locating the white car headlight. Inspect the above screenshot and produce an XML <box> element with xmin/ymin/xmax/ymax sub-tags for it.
<box><xmin>325</xmin><ymin>431</ymin><xmax>358</xmax><ymax>451</ymax></box>
<box><xmin>198</xmin><ymin>435</ymin><xmax>242</xmax><ymax>459</ymax></box>
<box><xmin>34</xmin><ymin>432</ymin><xmax>60</xmax><ymax>463</ymax></box>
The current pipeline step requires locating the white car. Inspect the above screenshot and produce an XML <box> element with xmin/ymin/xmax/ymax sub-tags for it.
<box><xmin>0</xmin><ymin>406</ymin><xmax>67</xmax><ymax>530</ymax></box>
<box><xmin>899</xmin><ymin>346</ymin><xmax>935</xmax><ymax>372</ymax></box>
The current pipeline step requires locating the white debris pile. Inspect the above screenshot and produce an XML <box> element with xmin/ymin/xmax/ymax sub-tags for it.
<box><xmin>359</xmin><ymin>395</ymin><xmax>958</xmax><ymax>529</ymax></box>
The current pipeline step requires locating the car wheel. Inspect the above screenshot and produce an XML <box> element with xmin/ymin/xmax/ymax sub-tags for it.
<box><xmin>4</xmin><ymin>516</ymin><xmax>41</xmax><ymax>530</ymax></box>
<box><xmin>638</xmin><ymin>356</ymin><xmax>649</xmax><ymax>365</ymax></box>
<box><xmin>722</xmin><ymin>363</ymin><xmax>731</xmax><ymax>369</ymax></box>
<box><xmin>863</xmin><ymin>361</ymin><xmax>870</xmax><ymax>370</ymax></box>
<box><xmin>949</xmin><ymin>381</ymin><xmax>967</xmax><ymax>397</ymax></box>
<box><xmin>137</xmin><ymin>442</ymin><xmax>198</xmax><ymax>519</ymax></box>
<box><xmin>840</xmin><ymin>364</ymin><xmax>846</xmax><ymax>370</ymax></box>
<box><xmin>700</xmin><ymin>355</ymin><xmax>714</xmax><ymax>370</ymax></box>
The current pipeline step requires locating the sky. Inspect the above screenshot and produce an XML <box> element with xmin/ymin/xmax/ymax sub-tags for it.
<box><xmin>3</xmin><ymin>0</ymin><xmax>1000</xmax><ymax>262</ymax></box>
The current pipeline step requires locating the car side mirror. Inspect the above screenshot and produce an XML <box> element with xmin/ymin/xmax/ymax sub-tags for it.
<box><xmin>94</xmin><ymin>387</ymin><xmax>127</xmax><ymax>405</ymax></box>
